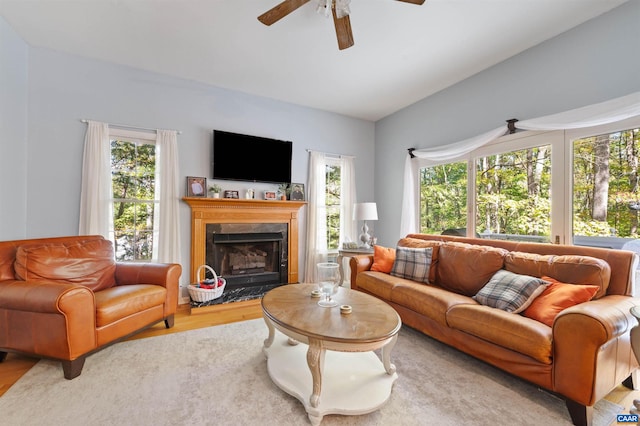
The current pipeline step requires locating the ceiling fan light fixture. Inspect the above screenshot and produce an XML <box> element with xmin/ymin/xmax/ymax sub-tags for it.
<box><xmin>316</xmin><ymin>0</ymin><xmax>350</xmax><ymax>19</ymax></box>
<box><xmin>315</xmin><ymin>0</ymin><xmax>331</xmax><ymax>16</ymax></box>
<box><xmin>335</xmin><ymin>0</ymin><xmax>351</xmax><ymax>18</ymax></box>
<box><xmin>259</xmin><ymin>0</ymin><xmax>424</xmax><ymax>50</ymax></box>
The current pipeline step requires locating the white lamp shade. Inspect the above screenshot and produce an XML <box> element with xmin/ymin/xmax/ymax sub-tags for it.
<box><xmin>353</xmin><ymin>202</ymin><xmax>378</xmax><ymax>221</ymax></box>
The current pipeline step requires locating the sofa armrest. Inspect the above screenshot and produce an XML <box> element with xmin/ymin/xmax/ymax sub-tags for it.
<box><xmin>552</xmin><ymin>295</ymin><xmax>640</xmax><ymax>405</ymax></box>
<box><xmin>0</xmin><ymin>279</ymin><xmax>94</xmax><ymax>313</ymax></box>
<box><xmin>349</xmin><ymin>255</ymin><xmax>374</xmax><ymax>290</ymax></box>
<box><xmin>114</xmin><ymin>262</ymin><xmax>182</xmax><ymax>314</ymax></box>
<box><xmin>115</xmin><ymin>262</ymin><xmax>182</xmax><ymax>288</ymax></box>
<box><xmin>0</xmin><ymin>280</ymin><xmax>97</xmax><ymax>358</ymax></box>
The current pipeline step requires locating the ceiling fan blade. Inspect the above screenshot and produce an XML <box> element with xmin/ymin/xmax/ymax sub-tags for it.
<box><xmin>332</xmin><ymin>7</ymin><xmax>354</xmax><ymax>50</ymax></box>
<box><xmin>258</xmin><ymin>0</ymin><xmax>311</xmax><ymax>26</ymax></box>
<box><xmin>396</xmin><ymin>0</ymin><xmax>426</xmax><ymax>4</ymax></box>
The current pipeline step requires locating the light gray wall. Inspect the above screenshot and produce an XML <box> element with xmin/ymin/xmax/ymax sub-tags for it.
<box><xmin>0</xmin><ymin>17</ymin><xmax>28</xmax><ymax>239</ymax></box>
<box><xmin>374</xmin><ymin>0</ymin><xmax>640</xmax><ymax>247</ymax></box>
<box><xmin>3</xmin><ymin>37</ymin><xmax>375</xmax><ymax>285</ymax></box>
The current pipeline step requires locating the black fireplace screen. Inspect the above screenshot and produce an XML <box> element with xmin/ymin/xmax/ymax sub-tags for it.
<box><xmin>205</xmin><ymin>224</ymin><xmax>288</xmax><ymax>290</ymax></box>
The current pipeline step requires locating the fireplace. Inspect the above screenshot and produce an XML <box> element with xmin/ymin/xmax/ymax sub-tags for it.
<box><xmin>183</xmin><ymin>197</ymin><xmax>306</xmax><ymax>304</ymax></box>
<box><xmin>206</xmin><ymin>223</ymin><xmax>288</xmax><ymax>291</ymax></box>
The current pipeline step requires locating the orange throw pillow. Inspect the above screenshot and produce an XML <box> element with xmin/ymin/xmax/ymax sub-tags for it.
<box><xmin>371</xmin><ymin>245</ymin><xmax>396</xmax><ymax>273</ymax></box>
<box><xmin>522</xmin><ymin>276</ymin><xmax>599</xmax><ymax>327</ymax></box>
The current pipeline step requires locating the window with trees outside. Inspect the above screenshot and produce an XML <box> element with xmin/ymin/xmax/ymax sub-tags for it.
<box><xmin>419</xmin><ymin>118</ymin><xmax>640</xmax><ymax>249</ymax></box>
<box><xmin>325</xmin><ymin>158</ymin><xmax>342</xmax><ymax>251</ymax></box>
<box><xmin>110</xmin><ymin>133</ymin><xmax>158</xmax><ymax>261</ymax></box>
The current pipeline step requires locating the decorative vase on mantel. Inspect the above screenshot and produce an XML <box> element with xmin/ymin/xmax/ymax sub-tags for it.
<box><xmin>209</xmin><ymin>184</ymin><xmax>222</xmax><ymax>198</ymax></box>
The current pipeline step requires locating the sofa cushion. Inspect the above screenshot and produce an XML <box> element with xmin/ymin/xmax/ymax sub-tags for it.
<box><xmin>505</xmin><ymin>251</ymin><xmax>610</xmax><ymax>298</ymax></box>
<box><xmin>356</xmin><ymin>270</ymin><xmax>404</xmax><ymax>301</ymax></box>
<box><xmin>94</xmin><ymin>284</ymin><xmax>167</xmax><ymax>327</ymax></box>
<box><xmin>14</xmin><ymin>239</ymin><xmax>116</xmax><ymax>292</ymax></box>
<box><xmin>390</xmin><ymin>246</ymin><xmax>432</xmax><ymax>284</ymax></box>
<box><xmin>436</xmin><ymin>242</ymin><xmax>507</xmax><ymax>296</ymax></box>
<box><xmin>447</xmin><ymin>304</ymin><xmax>553</xmax><ymax>364</ymax></box>
<box><xmin>371</xmin><ymin>245</ymin><xmax>396</xmax><ymax>273</ymax></box>
<box><xmin>391</xmin><ymin>280</ymin><xmax>475</xmax><ymax>327</ymax></box>
<box><xmin>473</xmin><ymin>270</ymin><xmax>550</xmax><ymax>313</ymax></box>
<box><xmin>522</xmin><ymin>276</ymin><xmax>599</xmax><ymax>327</ymax></box>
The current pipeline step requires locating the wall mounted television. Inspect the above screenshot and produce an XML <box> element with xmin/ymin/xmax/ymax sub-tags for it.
<box><xmin>212</xmin><ymin>130</ymin><xmax>292</xmax><ymax>184</ymax></box>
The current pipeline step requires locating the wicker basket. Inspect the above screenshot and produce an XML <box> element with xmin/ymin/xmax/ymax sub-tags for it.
<box><xmin>188</xmin><ymin>265</ymin><xmax>226</xmax><ymax>302</ymax></box>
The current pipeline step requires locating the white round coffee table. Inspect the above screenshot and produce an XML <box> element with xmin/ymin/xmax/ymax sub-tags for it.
<box><xmin>261</xmin><ymin>283</ymin><xmax>401</xmax><ymax>425</ymax></box>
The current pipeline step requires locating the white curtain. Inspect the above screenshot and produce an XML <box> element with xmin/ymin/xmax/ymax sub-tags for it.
<box><xmin>304</xmin><ymin>151</ymin><xmax>328</xmax><ymax>283</ymax></box>
<box><xmin>339</xmin><ymin>156</ymin><xmax>357</xmax><ymax>246</ymax></box>
<box><xmin>155</xmin><ymin>130</ymin><xmax>181</xmax><ymax>264</ymax></box>
<box><xmin>304</xmin><ymin>152</ymin><xmax>358</xmax><ymax>282</ymax></box>
<box><xmin>79</xmin><ymin>121</ymin><xmax>111</xmax><ymax>238</ymax></box>
<box><xmin>401</xmin><ymin>90</ymin><xmax>640</xmax><ymax>236</ymax></box>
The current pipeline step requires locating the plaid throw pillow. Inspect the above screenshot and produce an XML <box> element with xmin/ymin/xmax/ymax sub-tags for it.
<box><xmin>390</xmin><ymin>246</ymin><xmax>432</xmax><ymax>284</ymax></box>
<box><xmin>473</xmin><ymin>270</ymin><xmax>550</xmax><ymax>313</ymax></box>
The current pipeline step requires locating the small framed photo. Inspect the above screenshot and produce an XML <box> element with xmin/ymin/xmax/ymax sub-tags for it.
<box><xmin>224</xmin><ymin>190</ymin><xmax>239</xmax><ymax>199</ymax></box>
<box><xmin>264</xmin><ymin>191</ymin><xmax>277</xmax><ymax>200</ymax></box>
<box><xmin>290</xmin><ymin>183</ymin><xmax>305</xmax><ymax>201</ymax></box>
<box><xmin>187</xmin><ymin>177</ymin><xmax>207</xmax><ymax>197</ymax></box>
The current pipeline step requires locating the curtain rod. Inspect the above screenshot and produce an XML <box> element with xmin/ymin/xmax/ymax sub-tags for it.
<box><xmin>80</xmin><ymin>119</ymin><xmax>182</xmax><ymax>135</ymax></box>
<box><xmin>306</xmin><ymin>149</ymin><xmax>355</xmax><ymax>159</ymax></box>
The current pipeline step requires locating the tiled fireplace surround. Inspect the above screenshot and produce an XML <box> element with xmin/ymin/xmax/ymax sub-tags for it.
<box><xmin>184</xmin><ymin>197</ymin><xmax>306</xmax><ymax>305</ymax></box>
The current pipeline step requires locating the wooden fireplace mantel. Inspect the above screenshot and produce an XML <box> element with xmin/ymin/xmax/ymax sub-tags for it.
<box><xmin>183</xmin><ymin>197</ymin><xmax>306</xmax><ymax>284</ymax></box>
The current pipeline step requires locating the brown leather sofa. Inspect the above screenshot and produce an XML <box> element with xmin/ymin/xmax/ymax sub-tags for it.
<box><xmin>0</xmin><ymin>235</ymin><xmax>181</xmax><ymax>379</ymax></box>
<box><xmin>350</xmin><ymin>234</ymin><xmax>640</xmax><ymax>426</ymax></box>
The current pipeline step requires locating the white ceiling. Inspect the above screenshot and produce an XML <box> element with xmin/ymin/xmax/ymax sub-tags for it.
<box><xmin>0</xmin><ymin>0</ymin><xmax>627</xmax><ymax>121</ymax></box>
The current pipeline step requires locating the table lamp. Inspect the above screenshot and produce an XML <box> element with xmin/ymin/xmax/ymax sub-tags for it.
<box><xmin>353</xmin><ymin>202</ymin><xmax>378</xmax><ymax>248</ymax></box>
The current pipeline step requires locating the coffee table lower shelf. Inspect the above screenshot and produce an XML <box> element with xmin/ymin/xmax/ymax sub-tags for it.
<box><xmin>263</xmin><ymin>330</ymin><xmax>398</xmax><ymax>425</ymax></box>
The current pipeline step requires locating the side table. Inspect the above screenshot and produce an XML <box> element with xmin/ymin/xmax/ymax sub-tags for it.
<box><xmin>337</xmin><ymin>248</ymin><xmax>373</xmax><ymax>286</ymax></box>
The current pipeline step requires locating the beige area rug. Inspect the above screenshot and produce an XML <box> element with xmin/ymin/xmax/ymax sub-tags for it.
<box><xmin>0</xmin><ymin>319</ymin><xmax>622</xmax><ymax>426</ymax></box>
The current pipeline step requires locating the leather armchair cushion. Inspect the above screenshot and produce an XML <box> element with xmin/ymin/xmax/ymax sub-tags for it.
<box><xmin>504</xmin><ymin>251</ymin><xmax>611</xmax><ymax>298</ymax></box>
<box><xmin>14</xmin><ymin>239</ymin><xmax>116</xmax><ymax>292</ymax></box>
<box><xmin>94</xmin><ymin>284</ymin><xmax>167</xmax><ymax>327</ymax></box>
<box><xmin>436</xmin><ymin>242</ymin><xmax>508</xmax><ymax>296</ymax></box>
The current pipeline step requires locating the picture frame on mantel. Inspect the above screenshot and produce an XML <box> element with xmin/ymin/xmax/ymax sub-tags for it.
<box><xmin>290</xmin><ymin>183</ymin><xmax>305</xmax><ymax>201</ymax></box>
<box><xmin>187</xmin><ymin>176</ymin><xmax>206</xmax><ymax>197</ymax></box>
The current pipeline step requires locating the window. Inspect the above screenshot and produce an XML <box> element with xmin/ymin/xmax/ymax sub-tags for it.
<box><xmin>420</xmin><ymin>161</ymin><xmax>467</xmax><ymax>234</ymax></box>
<box><xmin>572</xmin><ymin>126</ymin><xmax>640</xmax><ymax>248</ymax></box>
<box><xmin>475</xmin><ymin>144</ymin><xmax>552</xmax><ymax>242</ymax></box>
<box><xmin>325</xmin><ymin>158</ymin><xmax>342</xmax><ymax>250</ymax></box>
<box><xmin>418</xmin><ymin>118</ymin><xmax>640</xmax><ymax>248</ymax></box>
<box><xmin>109</xmin><ymin>130</ymin><xmax>158</xmax><ymax>261</ymax></box>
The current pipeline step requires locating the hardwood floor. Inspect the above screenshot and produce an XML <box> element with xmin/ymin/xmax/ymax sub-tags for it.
<box><xmin>0</xmin><ymin>300</ymin><xmax>262</xmax><ymax>397</ymax></box>
<box><xmin>1</xmin><ymin>298</ymin><xmax>639</xmax><ymax>417</ymax></box>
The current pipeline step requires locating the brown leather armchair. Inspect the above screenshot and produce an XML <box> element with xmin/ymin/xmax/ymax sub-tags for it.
<box><xmin>0</xmin><ymin>235</ymin><xmax>181</xmax><ymax>379</ymax></box>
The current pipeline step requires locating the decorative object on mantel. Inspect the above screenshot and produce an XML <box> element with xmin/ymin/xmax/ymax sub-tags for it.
<box><xmin>290</xmin><ymin>183</ymin><xmax>305</xmax><ymax>201</ymax></box>
<box><xmin>277</xmin><ymin>183</ymin><xmax>290</xmax><ymax>200</ymax></box>
<box><xmin>264</xmin><ymin>190</ymin><xmax>277</xmax><ymax>200</ymax></box>
<box><xmin>224</xmin><ymin>190</ymin><xmax>239</xmax><ymax>199</ymax></box>
<box><xmin>188</xmin><ymin>265</ymin><xmax>226</xmax><ymax>302</ymax></box>
<box><xmin>186</xmin><ymin>176</ymin><xmax>207</xmax><ymax>197</ymax></box>
<box><xmin>354</xmin><ymin>202</ymin><xmax>378</xmax><ymax>248</ymax></box>
<box><xmin>208</xmin><ymin>183</ymin><xmax>222</xmax><ymax>198</ymax></box>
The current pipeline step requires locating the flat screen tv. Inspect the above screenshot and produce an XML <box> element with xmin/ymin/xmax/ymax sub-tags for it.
<box><xmin>212</xmin><ymin>130</ymin><xmax>292</xmax><ymax>184</ymax></box>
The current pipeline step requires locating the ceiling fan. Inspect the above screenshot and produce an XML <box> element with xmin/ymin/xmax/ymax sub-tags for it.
<box><xmin>258</xmin><ymin>0</ymin><xmax>426</xmax><ymax>50</ymax></box>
